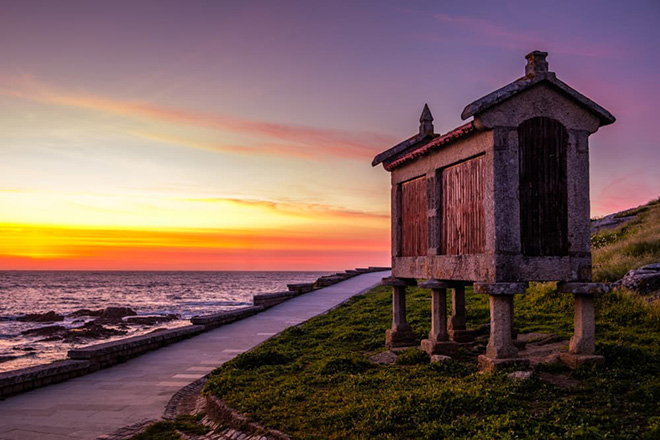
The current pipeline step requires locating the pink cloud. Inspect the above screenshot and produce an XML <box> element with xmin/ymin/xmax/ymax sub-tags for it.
<box><xmin>0</xmin><ymin>75</ymin><xmax>397</xmax><ymax>161</ymax></box>
<box><xmin>591</xmin><ymin>171</ymin><xmax>659</xmax><ymax>216</ymax></box>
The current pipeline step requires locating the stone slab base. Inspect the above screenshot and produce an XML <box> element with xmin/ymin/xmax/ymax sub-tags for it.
<box><xmin>560</xmin><ymin>353</ymin><xmax>605</xmax><ymax>369</ymax></box>
<box><xmin>478</xmin><ymin>355</ymin><xmax>531</xmax><ymax>372</ymax></box>
<box><xmin>449</xmin><ymin>329</ymin><xmax>477</xmax><ymax>343</ymax></box>
<box><xmin>385</xmin><ymin>329</ymin><xmax>418</xmax><ymax>348</ymax></box>
<box><xmin>420</xmin><ymin>339</ymin><xmax>459</xmax><ymax>356</ymax></box>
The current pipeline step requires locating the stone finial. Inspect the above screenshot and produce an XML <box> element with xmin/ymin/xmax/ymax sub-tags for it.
<box><xmin>419</xmin><ymin>103</ymin><xmax>434</xmax><ymax>135</ymax></box>
<box><xmin>525</xmin><ymin>50</ymin><xmax>549</xmax><ymax>78</ymax></box>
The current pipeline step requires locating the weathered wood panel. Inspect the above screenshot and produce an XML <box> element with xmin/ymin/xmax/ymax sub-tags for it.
<box><xmin>401</xmin><ymin>176</ymin><xmax>428</xmax><ymax>257</ymax></box>
<box><xmin>441</xmin><ymin>155</ymin><xmax>486</xmax><ymax>255</ymax></box>
<box><xmin>519</xmin><ymin>117</ymin><xmax>568</xmax><ymax>256</ymax></box>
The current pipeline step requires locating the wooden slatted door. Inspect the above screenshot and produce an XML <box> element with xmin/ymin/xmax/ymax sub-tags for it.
<box><xmin>518</xmin><ymin>117</ymin><xmax>568</xmax><ymax>256</ymax></box>
<box><xmin>401</xmin><ymin>176</ymin><xmax>428</xmax><ymax>257</ymax></box>
<box><xmin>441</xmin><ymin>155</ymin><xmax>486</xmax><ymax>255</ymax></box>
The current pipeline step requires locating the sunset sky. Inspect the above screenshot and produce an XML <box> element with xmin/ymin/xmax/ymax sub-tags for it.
<box><xmin>1</xmin><ymin>0</ymin><xmax>658</xmax><ymax>270</ymax></box>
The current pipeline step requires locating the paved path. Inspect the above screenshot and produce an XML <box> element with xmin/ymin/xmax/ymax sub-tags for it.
<box><xmin>0</xmin><ymin>271</ymin><xmax>389</xmax><ymax>440</ymax></box>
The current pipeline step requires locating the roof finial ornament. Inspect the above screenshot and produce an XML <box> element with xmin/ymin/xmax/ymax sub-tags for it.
<box><xmin>419</xmin><ymin>103</ymin><xmax>434</xmax><ymax>135</ymax></box>
<box><xmin>525</xmin><ymin>50</ymin><xmax>549</xmax><ymax>78</ymax></box>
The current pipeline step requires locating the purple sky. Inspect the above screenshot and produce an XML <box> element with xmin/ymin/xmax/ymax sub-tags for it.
<box><xmin>0</xmin><ymin>0</ymin><xmax>658</xmax><ymax>269</ymax></box>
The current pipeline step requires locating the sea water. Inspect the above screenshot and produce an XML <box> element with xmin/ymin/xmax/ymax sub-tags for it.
<box><xmin>0</xmin><ymin>271</ymin><xmax>330</xmax><ymax>372</ymax></box>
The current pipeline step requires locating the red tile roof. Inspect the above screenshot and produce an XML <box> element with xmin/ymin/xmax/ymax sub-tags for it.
<box><xmin>384</xmin><ymin>121</ymin><xmax>476</xmax><ymax>171</ymax></box>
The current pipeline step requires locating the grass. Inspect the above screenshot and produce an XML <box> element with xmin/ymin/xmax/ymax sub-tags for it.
<box><xmin>204</xmin><ymin>284</ymin><xmax>660</xmax><ymax>439</ymax></box>
<box><xmin>592</xmin><ymin>198</ymin><xmax>660</xmax><ymax>282</ymax></box>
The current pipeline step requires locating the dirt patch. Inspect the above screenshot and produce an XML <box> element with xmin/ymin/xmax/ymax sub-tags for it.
<box><xmin>537</xmin><ymin>372</ymin><xmax>581</xmax><ymax>389</ymax></box>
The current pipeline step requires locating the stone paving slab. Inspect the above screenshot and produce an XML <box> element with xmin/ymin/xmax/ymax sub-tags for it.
<box><xmin>0</xmin><ymin>271</ymin><xmax>388</xmax><ymax>440</ymax></box>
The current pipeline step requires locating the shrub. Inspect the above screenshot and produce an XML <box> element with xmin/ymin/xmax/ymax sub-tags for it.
<box><xmin>394</xmin><ymin>348</ymin><xmax>429</xmax><ymax>365</ymax></box>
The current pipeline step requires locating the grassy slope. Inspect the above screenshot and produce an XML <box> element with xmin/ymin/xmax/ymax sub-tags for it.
<box><xmin>204</xmin><ymin>201</ymin><xmax>660</xmax><ymax>440</ymax></box>
<box><xmin>592</xmin><ymin>198</ymin><xmax>660</xmax><ymax>282</ymax></box>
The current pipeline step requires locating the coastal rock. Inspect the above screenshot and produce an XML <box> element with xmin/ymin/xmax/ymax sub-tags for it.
<box><xmin>64</xmin><ymin>321</ymin><xmax>127</xmax><ymax>341</ymax></box>
<box><xmin>97</xmin><ymin>307</ymin><xmax>137</xmax><ymax>321</ymax></box>
<box><xmin>508</xmin><ymin>370</ymin><xmax>533</xmax><ymax>382</ymax></box>
<box><xmin>0</xmin><ymin>355</ymin><xmax>19</xmax><ymax>364</ymax></box>
<box><xmin>69</xmin><ymin>308</ymin><xmax>103</xmax><ymax>317</ymax></box>
<box><xmin>621</xmin><ymin>263</ymin><xmax>660</xmax><ymax>294</ymax></box>
<box><xmin>21</xmin><ymin>325</ymin><xmax>67</xmax><ymax>337</ymax></box>
<box><xmin>17</xmin><ymin>311</ymin><xmax>64</xmax><ymax>322</ymax></box>
<box><xmin>430</xmin><ymin>354</ymin><xmax>452</xmax><ymax>363</ymax></box>
<box><xmin>369</xmin><ymin>351</ymin><xmax>398</xmax><ymax>365</ymax></box>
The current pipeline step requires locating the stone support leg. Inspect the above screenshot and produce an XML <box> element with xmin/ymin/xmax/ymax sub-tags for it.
<box><xmin>384</xmin><ymin>278</ymin><xmax>417</xmax><ymax>348</ymax></box>
<box><xmin>429</xmin><ymin>287</ymin><xmax>448</xmax><ymax>342</ymax></box>
<box><xmin>473</xmin><ymin>282</ymin><xmax>529</xmax><ymax>371</ymax></box>
<box><xmin>393</xmin><ymin>286</ymin><xmax>408</xmax><ymax>329</ymax></box>
<box><xmin>486</xmin><ymin>294</ymin><xmax>518</xmax><ymax>359</ymax></box>
<box><xmin>557</xmin><ymin>282</ymin><xmax>609</xmax><ymax>368</ymax></box>
<box><xmin>569</xmin><ymin>294</ymin><xmax>596</xmax><ymax>355</ymax></box>
<box><xmin>420</xmin><ymin>280</ymin><xmax>457</xmax><ymax>355</ymax></box>
<box><xmin>448</xmin><ymin>285</ymin><xmax>475</xmax><ymax>342</ymax></box>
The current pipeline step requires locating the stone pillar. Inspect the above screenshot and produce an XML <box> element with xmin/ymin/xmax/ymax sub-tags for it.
<box><xmin>448</xmin><ymin>284</ymin><xmax>475</xmax><ymax>342</ymax></box>
<box><xmin>570</xmin><ymin>294</ymin><xmax>595</xmax><ymax>354</ymax></box>
<box><xmin>420</xmin><ymin>280</ymin><xmax>457</xmax><ymax>355</ymax></box>
<box><xmin>486</xmin><ymin>295</ymin><xmax>517</xmax><ymax>359</ymax></box>
<box><xmin>473</xmin><ymin>282</ymin><xmax>529</xmax><ymax>371</ymax></box>
<box><xmin>383</xmin><ymin>277</ymin><xmax>418</xmax><ymax>348</ymax></box>
<box><xmin>558</xmin><ymin>282</ymin><xmax>609</xmax><ymax>368</ymax></box>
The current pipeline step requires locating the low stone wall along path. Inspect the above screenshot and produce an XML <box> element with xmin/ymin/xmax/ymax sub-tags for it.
<box><xmin>0</xmin><ymin>271</ymin><xmax>389</xmax><ymax>440</ymax></box>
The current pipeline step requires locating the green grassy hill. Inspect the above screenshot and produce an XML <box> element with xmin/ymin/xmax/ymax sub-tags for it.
<box><xmin>592</xmin><ymin>198</ymin><xmax>660</xmax><ymax>282</ymax></box>
<box><xmin>199</xmin><ymin>201</ymin><xmax>660</xmax><ymax>440</ymax></box>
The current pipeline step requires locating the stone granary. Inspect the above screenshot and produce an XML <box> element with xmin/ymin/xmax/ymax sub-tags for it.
<box><xmin>372</xmin><ymin>51</ymin><xmax>615</xmax><ymax>370</ymax></box>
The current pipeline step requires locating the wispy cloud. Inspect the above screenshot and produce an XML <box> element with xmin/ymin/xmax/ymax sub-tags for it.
<box><xmin>433</xmin><ymin>13</ymin><xmax>617</xmax><ymax>58</ymax></box>
<box><xmin>182</xmin><ymin>196</ymin><xmax>389</xmax><ymax>221</ymax></box>
<box><xmin>132</xmin><ymin>130</ymin><xmax>389</xmax><ymax>161</ymax></box>
<box><xmin>0</xmin><ymin>75</ymin><xmax>396</xmax><ymax>161</ymax></box>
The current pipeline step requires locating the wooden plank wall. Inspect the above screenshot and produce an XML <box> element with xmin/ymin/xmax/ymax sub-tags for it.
<box><xmin>441</xmin><ymin>155</ymin><xmax>486</xmax><ymax>255</ymax></box>
<box><xmin>401</xmin><ymin>176</ymin><xmax>428</xmax><ymax>257</ymax></box>
<box><xmin>519</xmin><ymin>117</ymin><xmax>568</xmax><ymax>256</ymax></box>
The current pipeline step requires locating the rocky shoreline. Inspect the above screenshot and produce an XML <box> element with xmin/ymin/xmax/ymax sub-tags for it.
<box><xmin>1</xmin><ymin>306</ymin><xmax>191</xmax><ymax>371</ymax></box>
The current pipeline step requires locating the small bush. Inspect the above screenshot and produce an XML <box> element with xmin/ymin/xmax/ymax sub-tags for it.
<box><xmin>395</xmin><ymin>348</ymin><xmax>429</xmax><ymax>365</ymax></box>
<box><xmin>131</xmin><ymin>415</ymin><xmax>209</xmax><ymax>440</ymax></box>
<box><xmin>230</xmin><ymin>349</ymin><xmax>291</xmax><ymax>370</ymax></box>
<box><xmin>319</xmin><ymin>356</ymin><xmax>373</xmax><ymax>375</ymax></box>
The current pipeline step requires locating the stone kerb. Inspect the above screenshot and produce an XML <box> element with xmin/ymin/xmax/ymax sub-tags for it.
<box><xmin>68</xmin><ymin>325</ymin><xmax>206</xmax><ymax>366</ymax></box>
<box><xmin>287</xmin><ymin>283</ymin><xmax>315</xmax><ymax>294</ymax></box>
<box><xmin>253</xmin><ymin>291</ymin><xmax>297</xmax><ymax>307</ymax></box>
<box><xmin>0</xmin><ymin>360</ymin><xmax>91</xmax><ymax>399</ymax></box>
<box><xmin>190</xmin><ymin>306</ymin><xmax>264</xmax><ymax>328</ymax></box>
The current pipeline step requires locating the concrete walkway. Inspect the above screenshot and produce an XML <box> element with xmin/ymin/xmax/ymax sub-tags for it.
<box><xmin>0</xmin><ymin>271</ymin><xmax>389</xmax><ymax>440</ymax></box>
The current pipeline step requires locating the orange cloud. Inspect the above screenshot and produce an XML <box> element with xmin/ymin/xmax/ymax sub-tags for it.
<box><xmin>180</xmin><ymin>197</ymin><xmax>389</xmax><ymax>222</ymax></box>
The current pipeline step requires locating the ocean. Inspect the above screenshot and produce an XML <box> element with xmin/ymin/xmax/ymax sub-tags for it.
<box><xmin>0</xmin><ymin>271</ymin><xmax>331</xmax><ymax>372</ymax></box>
